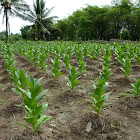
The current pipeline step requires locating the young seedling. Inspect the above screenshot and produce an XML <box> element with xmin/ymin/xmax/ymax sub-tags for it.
<box><xmin>75</xmin><ymin>49</ymin><xmax>83</xmax><ymax>61</ymax></box>
<box><xmin>65</xmin><ymin>65</ymin><xmax>80</xmax><ymax>91</ymax></box>
<box><xmin>62</xmin><ymin>53</ymin><xmax>70</xmax><ymax>68</ymax></box>
<box><xmin>38</xmin><ymin>52</ymin><xmax>47</xmax><ymax>71</ymax></box>
<box><xmin>51</xmin><ymin>58</ymin><xmax>62</xmax><ymax>79</ymax></box>
<box><xmin>130</xmin><ymin>78</ymin><xmax>140</xmax><ymax>98</ymax></box>
<box><xmin>83</xmin><ymin>46</ymin><xmax>89</xmax><ymax>58</ymax></box>
<box><xmin>120</xmin><ymin>57</ymin><xmax>131</xmax><ymax>77</ymax></box>
<box><xmin>90</xmin><ymin>49</ymin><xmax>96</xmax><ymax>60</ymax></box>
<box><xmin>89</xmin><ymin>78</ymin><xmax>111</xmax><ymax>115</ymax></box>
<box><xmin>78</xmin><ymin>60</ymin><xmax>86</xmax><ymax>75</ymax></box>
<box><xmin>16</xmin><ymin>75</ymin><xmax>51</xmax><ymax>134</ymax></box>
<box><xmin>100</xmin><ymin>65</ymin><xmax>111</xmax><ymax>82</ymax></box>
<box><xmin>135</xmin><ymin>48</ymin><xmax>140</xmax><ymax>63</ymax></box>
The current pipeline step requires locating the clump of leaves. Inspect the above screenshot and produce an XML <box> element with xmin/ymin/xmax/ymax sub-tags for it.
<box><xmin>16</xmin><ymin>75</ymin><xmax>51</xmax><ymax>134</ymax></box>
<box><xmin>51</xmin><ymin>58</ymin><xmax>62</xmax><ymax>79</ymax></box>
<box><xmin>62</xmin><ymin>53</ymin><xmax>70</xmax><ymax>68</ymax></box>
<box><xmin>120</xmin><ymin>57</ymin><xmax>131</xmax><ymax>77</ymax></box>
<box><xmin>78</xmin><ymin>60</ymin><xmax>86</xmax><ymax>75</ymax></box>
<box><xmin>11</xmin><ymin>69</ymin><xmax>28</xmax><ymax>95</ymax></box>
<box><xmin>135</xmin><ymin>48</ymin><xmax>140</xmax><ymax>63</ymax></box>
<box><xmin>38</xmin><ymin>52</ymin><xmax>47</xmax><ymax>71</ymax></box>
<box><xmin>89</xmin><ymin>78</ymin><xmax>111</xmax><ymax>115</ymax></box>
<box><xmin>100</xmin><ymin>65</ymin><xmax>111</xmax><ymax>82</ymax></box>
<box><xmin>130</xmin><ymin>78</ymin><xmax>140</xmax><ymax>98</ymax></box>
<box><xmin>65</xmin><ymin>65</ymin><xmax>80</xmax><ymax>91</ymax></box>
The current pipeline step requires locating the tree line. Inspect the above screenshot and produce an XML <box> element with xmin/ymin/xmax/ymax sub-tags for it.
<box><xmin>1</xmin><ymin>0</ymin><xmax>140</xmax><ymax>42</ymax></box>
<box><xmin>54</xmin><ymin>0</ymin><xmax>140</xmax><ymax>41</ymax></box>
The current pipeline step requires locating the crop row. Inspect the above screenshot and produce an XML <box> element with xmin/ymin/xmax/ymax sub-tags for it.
<box><xmin>0</xmin><ymin>42</ymin><xmax>139</xmax><ymax>134</ymax></box>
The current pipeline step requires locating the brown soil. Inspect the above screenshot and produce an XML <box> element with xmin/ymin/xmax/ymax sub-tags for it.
<box><xmin>0</xmin><ymin>51</ymin><xmax>140</xmax><ymax>140</ymax></box>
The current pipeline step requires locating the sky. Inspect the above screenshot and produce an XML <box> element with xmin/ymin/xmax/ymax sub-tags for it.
<box><xmin>0</xmin><ymin>0</ymin><xmax>137</xmax><ymax>34</ymax></box>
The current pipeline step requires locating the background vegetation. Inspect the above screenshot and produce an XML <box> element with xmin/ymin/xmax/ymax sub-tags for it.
<box><xmin>0</xmin><ymin>0</ymin><xmax>140</xmax><ymax>42</ymax></box>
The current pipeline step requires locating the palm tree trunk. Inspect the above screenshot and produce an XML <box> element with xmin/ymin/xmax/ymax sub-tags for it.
<box><xmin>37</xmin><ymin>23</ymin><xmax>40</xmax><ymax>40</ymax></box>
<box><xmin>6</xmin><ymin>11</ymin><xmax>8</xmax><ymax>43</ymax></box>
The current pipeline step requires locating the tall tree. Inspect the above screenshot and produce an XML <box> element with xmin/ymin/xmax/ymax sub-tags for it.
<box><xmin>0</xmin><ymin>0</ymin><xmax>27</xmax><ymax>43</ymax></box>
<box><xmin>21</xmin><ymin>0</ymin><xmax>57</xmax><ymax>40</ymax></box>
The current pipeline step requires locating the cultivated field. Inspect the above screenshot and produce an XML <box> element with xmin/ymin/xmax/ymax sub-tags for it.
<box><xmin>0</xmin><ymin>41</ymin><xmax>140</xmax><ymax>140</ymax></box>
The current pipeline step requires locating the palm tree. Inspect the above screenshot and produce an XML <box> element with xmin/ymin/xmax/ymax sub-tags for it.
<box><xmin>0</xmin><ymin>0</ymin><xmax>27</xmax><ymax>43</ymax></box>
<box><xmin>22</xmin><ymin>0</ymin><xmax>57</xmax><ymax>40</ymax></box>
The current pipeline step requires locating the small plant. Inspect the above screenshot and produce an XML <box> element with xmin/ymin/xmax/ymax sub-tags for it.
<box><xmin>75</xmin><ymin>48</ymin><xmax>83</xmax><ymax>61</ymax></box>
<box><xmin>120</xmin><ymin>57</ymin><xmax>131</xmax><ymax>77</ymax></box>
<box><xmin>62</xmin><ymin>53</ymin><xmax>70</xmax><ymax>68</ymax></box>
<box><xmin>135</xmin><ymin>48</ymin><xmax>140</xmax><ymax>63</ymax></box>
<box><xmin>51</xmin><ymin>58</ymin><xmax>62</xmax><ymax>79</ymax></box>
<box><xmin>83</xmin><ymin>46</ymin><xmax>89</xmax><ymax>58</ymax></box>
<box><xmin>101</xmin><ymin>47</ymin><xmax>111</xmax><ymax>68</ymax></box>
<box><xmin>78</xmin><ymin>60</ymin><xmax>86</xmax><ymax>75</ymax></box>
<box><xmin>38</xmin><ymin>52</ymin><xmax>47</xmax><ymax>71</ymax></box>
<box><xmin>65</xmin><ymin>65</ymin><xmax>80</xmax><ymax>90</ymax></box>
<box><xmin>89</xmin><ymin>78</ymin><xmax>111</xmax><ymax>115</ymax></box>
<box><xmin>130</xmin><ymin>78</ymin><xmax>140</xmax><ymax>98</ymax></box>
<box><xmin>90</xmin><ymin>49</ymin><xmax>96</xmax><ymax>60</ymax></box>
<box><xmin>16</xmin><ymin>75</ymin><xmax>51</xmax><ymax>134</ymax></box>
<box><xmin>99</xmin><ymin>65</ymin><xmax>111</xmax><ymax>81</ymax></box>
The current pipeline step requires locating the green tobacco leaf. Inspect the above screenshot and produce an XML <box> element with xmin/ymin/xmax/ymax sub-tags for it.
<box><xmin>18</xmin><ymin>88</ymin><xmax>31</xmax><ymax>98</ymax></box>
<box><xmin>27</xmin><ymin>75</ymin><xmax>34</xmax><ymax>89</ymax></box>
<box><xmin>89</xmin><ymin>93</ymin><xmax>97</xmax><ymax>103</ymax></box>
<box><xmin>96</xmin><ymin>99</ymin><xmax>105</xmax><ymax>110</ymax></box>
<box><xmin>33</xmin><ymin>105</ymin><xmax>42</xmax><ymax>116</ymax></box>
<box><xmin>24</xmin><ymin>97</ymin><xmax>37</xmax><ymax>109</ymax></box>
<box><xmin>101</xmin><ymin>103</ymin><xmax>111</xmax><ymax>111</ymax></box>
<box><xmin>35</xmin><ymin>115</ymin><xmax>51</xmax><ymax>129</ymax></box>
<box><xmin>31</xmin><ymin>85</ymin><xmax>41</xmax><ymax>99</ymax></box>
<box><xmin>89</xmin><ymin>104</ymin><xmax>99</xmax><ymax>114</ymax></box>
<box><xmin>35</xmin><ymin>89</ymin><xmax>48</xmax><ymax>103</ymax></box>
<box><xmin>39</xmin><ymin>103</ymin><xmax>48</xmax><ymax>115</ymax></box>
<box><xmin>35</xmin><ymin>77</ymin><xmax>44</xmax><ymax>87</ymax></box>
<box><xmin>101</xmin><ymin>92</ymin><xmax>111</xmax><ymax>100</ymax></box>
<box><xmin>16</xmin><ymin>122</ymin><xmax>32</xmax><ymax>131</ymax></box>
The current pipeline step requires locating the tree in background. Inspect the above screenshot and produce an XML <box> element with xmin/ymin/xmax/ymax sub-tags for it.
<box><xmin>21</xmin><ymin>0</ymin><xmax>57</xmax><ymax>40</ymax></box>
<box><xmin>20</xmin><ymin>25</ymin><xmax>36</xmax><ymax>40</ymax></box>
<box><xmin>55</xmin><ymin>0</ymin><xmax>139</xmax><ymax>41</ymax></box>
<box><xmin>0</xmin><ymin>0</ymin><xmax>27</xmax><ymax>43</ymax></box>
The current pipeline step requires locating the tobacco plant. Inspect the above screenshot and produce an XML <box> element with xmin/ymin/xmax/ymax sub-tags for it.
<box><xmin>51</xmin><ymin>58</ymin><xmax>62</xmax><ymax>79</ymax></box>
<box><xmin>62</xmin><ymin>53</ymin><xmax>70</xmax><ymax>68</ymax></box>
<box><xmin>130</xmin><ymin>78</ymin><xmax>140</xmax><ymax>98</ymax></box>
<box><xmin>78</xmin><ymin>60</ymin><xmax>86</xmax><ymax>75</ymax></box>
<box><xmin>16</xmin><ymin>75</ymin><xmax>51</xmax><ymax>134</ymax></box>
<box><xmin>120</xmin><ymin>57</ymin><xmax>131</xmax><ymax>77</ymax></box>
<box><xmin>89</xmin><ymin>77</ymin><xmax>111</xmax><ymax>115</ymax></box>
<box><xmin>100</xmin><ymin>65</ymin><xmax>111</xmax><ymax>82</ymax></box>
<box><xmin>135</xmin><ymin>47</ymin><xmax>140</xmax><ymax>63</ymax></box>
<box><xmin>65</xmin><ymin>65</ymin><xmax>80</xmax><ymax>90</ymax></box>
<box><xmin>38</xmin><ymin>52</ymin><xmax>47</xmax><ymax>71</ymax></box>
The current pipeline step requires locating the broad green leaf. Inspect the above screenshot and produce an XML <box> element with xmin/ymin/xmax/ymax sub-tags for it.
<box><xmin>89</xmin><ymin>104</ymin><xmax>99</xmax><ymax>114</ymax></box>
<box><xmin>31</xmin><ymin>85</ymin><xmax>41</xmax><ymax>99</ymax></box>
<box><xmin>35</xmin><ymin>89</ymin><xmax>48</xmax><ymax>103</ymax></box>
<box><xmin>24</xmin><ymin>97</ymin><xmax>37</xmax><ymax>109</ymax></box>
<box><xmin>39</xmin><ymin>103</ymin><xmax>48</xmax><ymax>115</ymax></box>
<box><xmin>35</xmin><ymin>115</ymin><xmax>51</xmax><ymax>129</ymax></box>
<box><xmin>16</xmin><ymin>122</ymin><xmax>32</xmax><ymax>131</ymax></box>
<box><xmin>18</xmin><ymin>88</ymin><xmax>31</xmax><ymax>98</ymax></box>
